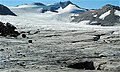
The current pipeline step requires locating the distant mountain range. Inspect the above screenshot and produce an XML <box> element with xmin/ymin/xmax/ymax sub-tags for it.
<box><xmin>0</xmin><ymin>1</ymin><xmax>120</xmax><ymax>26</ymax></box>
<box><xmin>15</xmin><ymin>1</ymin><xmax>87</xmax><ymax>13</ymax></box>
<box><xmin>40</xmin><ymin>1</ymin><xmax>88</xmax><ymax>13</ymax></box>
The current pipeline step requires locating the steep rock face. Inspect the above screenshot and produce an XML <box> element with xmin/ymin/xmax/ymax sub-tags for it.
<box><xmin>0</xmin><ymin>4</ymin><xmax>17</xmax><ymax>16</ymax></box>
<box><xmin>72</xmin><ymin>4</ymin><xmax>120</xmax><ymax>26</ymax></box>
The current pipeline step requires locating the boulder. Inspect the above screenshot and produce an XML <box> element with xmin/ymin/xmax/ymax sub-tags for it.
<box><xmin>0</xmin><ymin>21</ymin><xmax>20</xmax><ymax>37</ymax></box>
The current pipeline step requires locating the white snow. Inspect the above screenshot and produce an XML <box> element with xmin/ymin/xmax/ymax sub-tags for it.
<box><xmin>56</xmin><ymin>7</ymin><xmax>63</xmax><ymax>12</ymax></box>
<box><xmin>0</xmin><ymin>6</ymin><xmax>120</xmax><ymax>31</ymax></box>
<box><xmin>93</xmin><ymin>15</ymin><xmax>97</xmax><ymax>17</ymax></box>
<box><xmin>51</xmin><ymin>4</ymin><xmax>83</xmax><ymax>22</ymax></box>
<box><xmin>90</xmin><ymin>21</ymin><xmax>98</xmax><ymax>24</ymax></box>
<box><xmin>58</xmin><ymin>4</ymin><xmax>81</xmax><ymax>13</ymax></box>
<box><xmin>115</xmin><ymin>10</ymin><xmax>120</xmax><ymax>16</ymax></box>
<box><xmin>113</xmin><ymin>30</ymin><xmax>120</xmax><ymax>34</ymax></box>
<box><xmin>99</xmin><ymin>10</ymin><xmax>111</xmax><ymax>20</ymax></box>
<box><xmin>71</xmin><ymin>14</ymin><xmax>79</xmax><ymax>16</ymax></box>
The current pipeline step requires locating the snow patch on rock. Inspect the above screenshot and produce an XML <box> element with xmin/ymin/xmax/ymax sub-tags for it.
<box><xmin>99</xmin><ymin>10</ymin><xmax>111</xmax><ymax>20</ymax></box>
<box><xmin>91</xmin><ymin>21</ymin><xmax>98</xmax><ymax>24</ymax></box>
<box><xmin>115</xmin><ymin>10</ymin><xmax>120</xmax><ymax>16</ymax></box>
<box><xmin>93</xmin><ymin>15</ymin><xmax>97</xmax><ymax>17</ymax></box>
<box><xmin>59</xmin><ymin>4</ymin><xmax>82</xmax><ymax>13</ymax></box>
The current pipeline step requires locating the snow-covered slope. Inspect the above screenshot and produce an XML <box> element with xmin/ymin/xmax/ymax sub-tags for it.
<box><xmin>10</xmin><ymin>1</ymin><xmax>86</xmax><ymax>19</ymax></box>
<box><xmin>115</xmin><ymin>10</ymin><xmax>120</xmax><ymax>16</ymax></box>
<box><xmin>9</xmin><ymin>3</ymin><xmax>86</xmax><ymax>22</ymax></box>
<box><xmin>11</xmin><ymin>2</ymin><xmax>46</xmax><ymax>14</ymax></box>
<box><xmin>49</xmin><ymin>4</ymin><xmax>86</xmax><ymax>22</ymax></box>
<box><xmin>1</xmin><ymin>2</ymin><xmax>120</xmax><ymax>32</ymax></box>
<box><xmin>0</xmin><ymin>4</ymin><xmax>119</xmax><ymax>32</ymax></box>
<box><xmin>58</xmin><ymin>4</ymin><xmax>85</xmax><ymax>13</ymax></box>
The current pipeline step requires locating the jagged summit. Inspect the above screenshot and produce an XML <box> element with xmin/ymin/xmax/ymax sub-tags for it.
<box><xmin>101</xmin><ymin>4</ymin><xmax>120</xmax><ymax>11</ymax></box>
<box><xmin>103</xmin><ymin>4</ymin><xmax>120</xmax><ymax>9</ymax></box>
<box><xmin>54</xmin><ymin>1</ymin><xmax>73</xmax><ymax>8</ymax></box>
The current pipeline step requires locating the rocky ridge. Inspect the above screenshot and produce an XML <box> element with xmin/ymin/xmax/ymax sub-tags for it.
<box><xmin>72</xmin><ymin>4</ymin><xmax>120</xmax><ymax>26</ymax></box>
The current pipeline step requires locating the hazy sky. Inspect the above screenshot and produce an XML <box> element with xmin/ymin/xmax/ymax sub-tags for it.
<box><xmin>0</xmin><ymin>0</ymin><xmax>119</xmax><ymax>9</ymax></box>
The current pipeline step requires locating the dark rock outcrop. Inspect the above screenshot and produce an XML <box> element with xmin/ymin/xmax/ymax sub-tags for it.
<box><xmin>72</xmin><ymin>4</ymin><xmax>120</xmax><ymax>26</ymax></box>
<box><xmin>67</xmin><ymin>61</ymin><xmax>95</xmax><ymax>70</ymax></box>
<box><xmin>0</xmin><ymin>21</ymin><xmax>20</xmax><ymax>37</ymax></box>
<box><xmin>93</xmin><ymin>35</ymin><xmax>101</xmax><ymax>41</ymax></box>
<box><xmin>0</xmin><ymin>4</ymin><xmax>17</xmax><ymax>16</ymax></box>
<box><xmin>28</xmin><ymin>40</ymin><xmax>32</xmax><ymax>43</ymax></box>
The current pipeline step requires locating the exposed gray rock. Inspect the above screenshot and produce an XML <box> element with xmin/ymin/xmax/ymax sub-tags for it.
<box><xmin>72</xmin><ymin>4</ymin><xmax>120</xmax><ymax>26</ymax></box>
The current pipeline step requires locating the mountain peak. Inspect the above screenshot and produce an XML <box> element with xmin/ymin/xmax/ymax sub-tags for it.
<box><xmin>41</xmin><ymin>1</ymin><xmax>79</xmax><ymax>13</ymax></box>
<box><xmin>59</xmin><ymin>1</ymin><xmax>72</xmax><ymax>4</ymax></box>
<box><xmin>105</xmin><ymin>4</ymin><xmax>114</xmax><ymax>6</ymax></box>
<box><xmin>63</xmin><ymin>1</ymin><xmax>72</xmax><ymax>4</ymax></box>
<box><xmin>102</xmin><ymin>4</ymin><xmax>120</xmax><ymax>10</ymax></box>
<box><xmin>32</xmin><ymin>2</ymin><xmax>46</xmax><ymax>6</ymax></box>
<box><xmin>53</xmin><ymin>1</ymin><xmax>73</xmax><ymax>8</ymax></box>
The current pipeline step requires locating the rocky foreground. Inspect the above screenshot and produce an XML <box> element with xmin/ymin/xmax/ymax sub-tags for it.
<box><xmin>0</xmin><ymin>29</ymin><xmax>120</xmax><ymax>72</ymax></box>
